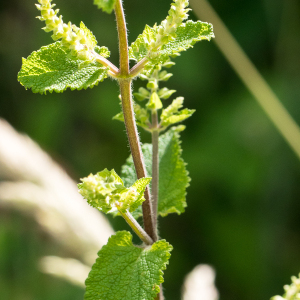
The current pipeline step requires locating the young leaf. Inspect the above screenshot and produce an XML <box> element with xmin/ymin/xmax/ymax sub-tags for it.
<box><xmin>121</xmin><ymin>127</ymin><xmax>190</xmax><ymax>218</ymax></box>
<box><xmin>93</xmin><ymin>0</ymin><xmax>116</xmax><ymax>13</ymax></box>
<box><xmin>161</xmin><ymin>97</ymin><xmax>195</xmax><ymax>128</ymax></box>
<box><xmin>80</xmin><ymin>22</ymin><xmax>98</xmax><ymax>48</ymax></box>
<box><xmin>158</xmin><ymin>87</ymin><xmax>177</xmax><ymax>100</ymax></box>
<box><xmin>18</xmin><ymin>42</ymin><xmax>110</xmax><ymax>94</ymax></box>
<box><xmin>78</xmin><ymin>169</ymin><xmax>151</xmax><ymax>214</ymax></box>
<box><xmin>129</xmin><ymin>25</ymin><xmax>156</xmax><ymax>62</ymax></box>
<box><xmin>85</xmin><ymin>231</ymin><xmax>172</xmax><ymax>300</ymax></box>
<box><xmin>146</xmin><ymin>92</ymin><xmax>163</xmax><ymax>110</ymax></box>
<box><xmin>129</xmin><ymin>20</ymin><xmax>214</xmax><ymax>65</ymax></box>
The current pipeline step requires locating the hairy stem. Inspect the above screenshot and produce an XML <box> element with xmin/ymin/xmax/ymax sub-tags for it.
<box><xmin>114</xmin><ymin>0</ymin><xmax>129</xmax><ymax>75</ymax></box>
<box><xmin>114</xmin><ymin>0</ymin><xmax>157</xmax><ymax>242</ymax></box>
<box><xmin>119</xmin><ymin>80</ymin><xmax>157</xmax><ymax>242</ymax></box>
<box><xmin>93</xmin><ymin>51</ymin><xmax>119</xmax><ymax>77</ymax></box>
<box><xmin>151</xmin><ymin>110</ymin><xmax>159</xmax><ymax>229</ymax></box>
<box><xmin>130</xmin><ymin>57</ymin><xmax>149</xmax><ymax>78</ymax></box>
<box><xmin>117</xmin><ymin>207</ymin><xmax>153</xmax><ymax>245</ymax></box>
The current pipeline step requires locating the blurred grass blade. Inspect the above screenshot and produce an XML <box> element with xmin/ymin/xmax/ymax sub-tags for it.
<box><xmin>39</xmin><ymin>256</ymin><xmax>90</xmax><ymax>288</ymax></box>
<box><xmin>190</xmin><ymin>0</ymin><xmax>300</xmax><ymax>161</ymax></box>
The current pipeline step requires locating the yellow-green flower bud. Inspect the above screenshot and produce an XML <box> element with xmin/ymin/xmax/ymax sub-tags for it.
<box><xmin>148</xmin><ymin>0</ymin><xmax>190</xmax><ymax>55</ymax></box>
<box><xmin>147</xmin><ymin>80</ymin><xmax>158</xmax><ymax>90</ymax></box>
<box><xmin>36</xmin><ymin>0</ymin><xmax>96</xmax><ymax>62</ymax></box>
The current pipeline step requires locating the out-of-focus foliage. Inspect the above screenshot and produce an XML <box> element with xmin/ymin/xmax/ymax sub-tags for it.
<box><xmin>1</xmin><ymin>0</ymin><xmax>300</xmax><ymax>300</ymax></box>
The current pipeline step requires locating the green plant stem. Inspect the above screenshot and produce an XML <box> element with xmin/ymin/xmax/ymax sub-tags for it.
<box><xmin>117</xmin><ymin>207</ymin><xmax>153</xmax><ymax>245</ymax></box>
<box><xmin>114</xmin><ymin>0</ymin><xmax>129</xmax><ymax>75</ymax></box>
<box><xmin>114</xmin><ymin>0</ymin><xmax>157</xmax><ymax>242</ymax></box>
<box><xmin>130</xmin><ymin>57</ymin><xmax>149</xmax><ymax>77</ymax></box>
<box><xmin>151</xmin><ymin>110</ymin><xmax>159</xmax><ymax>228</ymax></box>
<box><xmin>119</xmin><ymin>80</ymin><xmax>157</xmax><ymax>242</ymax></box>
<box><xmin>93</xmin><ymin>51</ymin><xmax>119</xmax><ymax>77</ymax></box>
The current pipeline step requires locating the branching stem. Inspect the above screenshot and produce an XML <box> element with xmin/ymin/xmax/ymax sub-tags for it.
<box><xmin>114</xmin><ymin>0</ymin><xmax>157</xmax><ymax>242</ymax></box>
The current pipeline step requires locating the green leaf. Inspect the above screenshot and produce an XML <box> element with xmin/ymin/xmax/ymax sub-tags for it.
<box><xmin>161</xmin><ymin>97</ymin><xmax>195</xmax><ymax>128</ymax></box>
<box><xmin>158</xmin><ymin>20</ymin><xmax>214</xmax><ymax>60</ymax></box>
<box><xmin>158</xmin><ymin>87</ymin><xmax>177</xmax><ymax>100</ymax></box>
<box><xmin>85</xmin><ymin>231</ymin><xmax>172</xmax><ymax>300</ymax></box>
<box><xmin>80</xmin><ymin>22</ymin><xmax>97</xmax><ymax>48</ymax></box>
<box><xmin>129</xmin><ymin>20</ymin><xmax>214</xmax><ymax>65</ymax></box>
<box><xmin>94</xmin><ymin>0</ymin><xmax>116</xmax><ymax>13</ymax></box>
<box><xmin>146</xmin><ymin>92</ymin><xmax>163</xmax><ymax>110</ymax></box>
<box><xmin>130</xmin><ymin>177</ymin><xmax>152</xmax><ymax>212</ymax></box>
<box><xmin>18</xmin><ymin>42</ymin><xmax>110</xmax><ymax>94</ymax></box>
<box><xmin>129</xmin><ymin>25</ymin><xmax>156</xmax><ymax>62</ymax></box>
<box><xmin>121</xmin><ymin>127</ymin><xmax>190</xmax><ymax>218</ymax></box>
<box><xmin>78</xmin><ymin>169</ymin><xmax>151</xmax><ymax>214</ymax></box>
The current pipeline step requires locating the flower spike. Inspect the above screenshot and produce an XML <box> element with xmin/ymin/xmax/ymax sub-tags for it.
<box><xmin>36</xmin><ymin>0</ymin><xmax>97</xmax><ymax>61</ymax></box>
<box><xmin>148</xmin><ymin>0</ymin><xmax>190</xmax><ymax>58</ymax></box>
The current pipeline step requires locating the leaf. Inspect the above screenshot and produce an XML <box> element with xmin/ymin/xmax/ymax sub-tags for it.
<box><xmin>78</xmin><ymin>169</ymin><xmax>151</xmax><ymax>214</ymax></box>
<box><xmin>93</xmin><ymin>0</ymin><xmax>116</xmax><ymax>13</ymax></box>
<box><xmin>129</xmin><ymin>20</ymin><xmax>214</xmax><ymax>65</ymax></box>
<box><xmin>85</xmin><ymin>231</ymin><xmax>172</xmax><ymax>300</ymax></box>
<box><xmin>129</xmin><ymin>25</ymin><xmax>156</xmax><ymax>62</ymax></box>
<box><xmin>129</xmin><ymin>177</ymin><xmax>152</xmax><ymax>212</ymax></box>
<box><xmin>161</xmin><ymin>97</ymin><xmax>195</xmax><ymax>128</ymax></box>
<box><xmin>18</xmin><ymin>42</ymin><xmax>110</xmax><ymax>94</ymax></box>
<box><xmin>158</xmin><ymin>20</ymin><xmax>214</xmax><ymax>60</ymax></box>
<box><xmin>121</xmin><ymin>127</ymin><xmax>190</xmax><ymax>218</ymax></box>
<box><xmin>80</xmin><ymin>22</ymin><xmax>98</xmax><ymax>48</ymax></box>
<box><xmin>146</xmin><ymin>92</ymin><xmax>163</xmax><ymax>110</ymax></box>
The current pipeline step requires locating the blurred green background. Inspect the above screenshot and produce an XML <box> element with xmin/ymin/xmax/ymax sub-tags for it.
<box><xmin>1</xmin><ymin>0</ymin><xmax>300</xmax><ymax>299</ymax></box>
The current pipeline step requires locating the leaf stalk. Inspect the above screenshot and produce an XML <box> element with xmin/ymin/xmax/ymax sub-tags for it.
<box><xmin>93</xmin><ymin>51</ymin><xmax>120</xmax><ymax>77</ymax></box>
<box><xmin>129</xmin><ymin>57</ymin><xmax>149</xmax><ymax>78</ymax></box>
<box><xmin>117</xmin><ymin>206</ymin><xmax>153</xmax><ymax>245</ymax></box>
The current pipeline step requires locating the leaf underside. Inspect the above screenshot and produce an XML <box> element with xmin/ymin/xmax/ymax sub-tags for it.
<box><xmin>84</xmin><ymin>231</ymin><xmax>172</xmax><ymax>300</ymax></box>
<box><xmin>121</xmin><ymin>127</ymin><xmax>190</xmax><ymax>218</ymax></box>
<box><xmin>18</xmin><ymin>42</ymin><xmax>110</xmax><ymax>94</ymax></box>
<box><xmin>129</xmin><ymin>20</ymin><xmax>214</xmax><ymax>65</ymax></box>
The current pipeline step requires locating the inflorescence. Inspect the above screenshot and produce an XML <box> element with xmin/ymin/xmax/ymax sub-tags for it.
<box><xmin>36</xmin><ymin>0</ymin><xmax>96</xmax><ymax>61</ymax></box>
<box><xmin>148</xmin><ymin>0</ymin><xmax>190</xmax><ymax>57</ymax></box>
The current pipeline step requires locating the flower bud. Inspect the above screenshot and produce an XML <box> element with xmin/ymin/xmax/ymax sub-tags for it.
<box><xmin>36</xmin><ymin>0</ymin><xmax>96</xmax><ymax>62</ymax></box>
